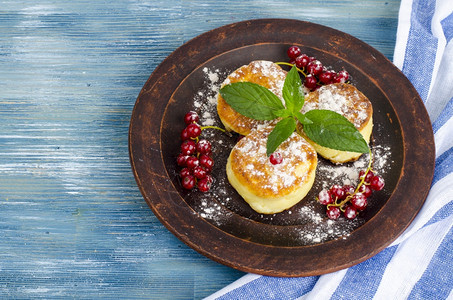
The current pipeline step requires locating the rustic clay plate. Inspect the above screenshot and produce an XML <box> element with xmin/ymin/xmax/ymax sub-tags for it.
<box><xmin>129</xmin><ymin>19</ymin><xmax>435</xmax><ymax>276</ymax></box>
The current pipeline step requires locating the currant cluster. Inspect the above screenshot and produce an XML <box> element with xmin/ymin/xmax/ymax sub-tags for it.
<box><xmin>286</xmin><ymin>45</ymin><xmax>350</xmax><ymax>91</ymax></box>
<box><xmin>177</xmin><ymin>111</ymin><xmax>214</xmax><ymax>192</ymax></box>
<box><xmin>317</xmin><ymin>169</ymin><xmax>385</xmax><ymax>220</ymax></box>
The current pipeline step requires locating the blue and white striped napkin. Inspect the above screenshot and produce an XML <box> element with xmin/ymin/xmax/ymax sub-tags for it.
<box><xmin>207</xmin><ymin>0</ymin><xmax>453</xmax><ymax>298</ymax></box>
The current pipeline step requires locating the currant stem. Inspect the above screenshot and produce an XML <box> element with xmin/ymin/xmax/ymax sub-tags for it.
<box><xmin>201</xmin><ymin>125</ymin><xmax>224</xmax><ymax>131</ymax></box>
<box><xmin>327</xmin><ymin>148</ymin><xmax>373</xmax><ymax>210</ymax></box>
<box><xmin>201</xmin><ymin>125</ymin><xmax>232</xmax><ymax>137</ymax></box>
<box><xmin>353</xmin><ymin>148</ymin><xmax>373</xmax><ymax>194</ymax></box>
<box><xmin>275</xmin><ymin>62</ymin><xmax>308</xmax><ymax>77</ymax></box>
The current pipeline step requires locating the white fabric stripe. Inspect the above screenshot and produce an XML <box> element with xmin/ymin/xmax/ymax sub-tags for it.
<box><xmin>425</xmin><ymin>0</ymin><xmax>452</xmax><ymax>101</ymax></box>
<box><xmin>435</xmin><ymin>117</ymin><xmax>453</xmax><ymax>157</ymax></box>
<box><xmin>391</xmin><ymin>172</ymin><xmax>453</xmax><ymax>246</ymax></box>
<box><xmin>374</xmin><ymin>216</ymin><xmax>452</xmax><ymax>299</ymax></box>
<box><xmin>298</xmin><ymin>269</ymin><xmax>348</xmax><ymax>300</ymax></box>
<box><xmin>426</xmin><ymin>40</ymin><xmax>453</xmax><ymax>121</ymax></box>
<box><xmin>427</xmin><ymin>0</ymin><xmax>446</xmax><ymax>101</ymax></box>
<box><xmin>393</xmin><ymin>0</ymin><xmax>413</xmax><ymax>70</ymax></box>
<box><xmin>204</xmin><ymin>273</ymin><xmax>261</xmax><ymax>300</ymax></box>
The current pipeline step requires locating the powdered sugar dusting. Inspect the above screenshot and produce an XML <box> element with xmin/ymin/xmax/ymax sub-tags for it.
<box><xmin>297</xmin><ymin>204</ymin><xmax>362</xmax><ymax>242</ymax></box>
<box><xmin>233</xmin><ymin>129</ymin><xmax>313</xmax><ymax>194</ymax></box>
<box><xmin>186</xmin><ymin>66</ymin><xmax>234</xmax><ymax>226</ymax></box>
<box><xmin>302</xmin><ymin>84</ymin><xmax>371</xmax><ymax>128</ymax></box>
<box><xmin>221</xmin><ymin>61</ymin><xmax>286</xmax><ymax>100</ymax></box>
<box><xmin>180</xmin><ymin>64</ymin><xmax>393</xmax><ymax>246</ymax></box>
<box><xmin>191</xmin><ymin>67</ymin><xmax>225</xmax><ymax>127</ymax></box>
<box><xmin>218</xmin><ymin>61</ymin><xmax>287</xmax><ymax>134</ymax></box>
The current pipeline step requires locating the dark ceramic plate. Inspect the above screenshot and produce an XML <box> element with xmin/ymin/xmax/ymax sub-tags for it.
<box><xmin>129</xmin><ymin>19</ymin><xmax>435</xmax><ymax>276</ymax></box>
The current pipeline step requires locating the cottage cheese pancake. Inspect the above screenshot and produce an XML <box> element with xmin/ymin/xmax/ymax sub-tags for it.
<box><xmin>298</xmin><ymin>83</ymin><xmax>373</xmax><ymax>164</ymax></box>
<box><xmin>226</xmin><ymin>126</ymin><xmax>318</xmax><ymax>214</ymax></box>
<box><xmin>217</xmin><ymin>60</ymin><xmax>287</xmax><ymax>136</ymax></box>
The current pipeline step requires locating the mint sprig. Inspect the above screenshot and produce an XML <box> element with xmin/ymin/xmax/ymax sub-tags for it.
<box><xmin>219</xmin><ymin>66</ymin><xmax>369</xmax><ymax>155</ymax></box>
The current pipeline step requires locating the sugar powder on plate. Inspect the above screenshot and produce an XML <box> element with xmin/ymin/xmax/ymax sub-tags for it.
<box><xmin>185</xmin><ymin>66</ymin><xmax>392</xmax><ymax>245</ymax></box>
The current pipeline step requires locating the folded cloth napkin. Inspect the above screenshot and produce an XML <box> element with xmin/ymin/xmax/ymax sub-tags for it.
<box><xmin>207</xmin><ymin>0</ymin><xmax>453</xmax><ymax>298</ymax></box>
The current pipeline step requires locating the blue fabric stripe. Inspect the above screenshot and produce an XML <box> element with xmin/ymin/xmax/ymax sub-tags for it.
<box><xmin>412</xmin><ymin>0</ymin><xmax>435</xmax><ymax>30</ymax></box>
<box><xmin>402</xmin><ymin>0</ymin><xmax>437</xmax><ymax>102</ymax></box>
<box><xmin>331</xmin><ymin>246</ymin><xmax>398</xmax><ymax>299</ymax></box>
<box><xmin>432</xmin><ymin>146</ymin><xmax>453</xmax><ymax>185</ymax></box>
<box><xmin>408</xmin><ymin>225</ymin><xmax>453</xmax><ymax>299</ymax></box>
<box><xmin>218</xmin><ymin>276</ymin><xmax>319</xmax><ymax>300</ymax></box>
<box><xmin>441</xmin><ymin>10</ymin><xmax>453</xmax><ymax>42</ymax></box>
<box><xmin>424</xmin><ymin>201</ymin><xmax>453</xmax><ymax>228</ymax></box>
<box><xmin>432</xmin><ymin>97</ymin><xmax>453</xmax><ymax>133</ymax></box>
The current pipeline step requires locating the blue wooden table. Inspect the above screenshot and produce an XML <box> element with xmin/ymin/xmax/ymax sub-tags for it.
<box><xmin>0</xmin><ymin>1</ymin><xmax>400</xmax><ymax>298</ymax></box>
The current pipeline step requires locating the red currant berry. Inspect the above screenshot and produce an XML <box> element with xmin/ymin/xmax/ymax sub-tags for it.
<box><xmin>181</xmin><ymin>140</ymin><xmax>196</xmax><ymax>155</ymax></box>
<box><xmin>287</xmin><ymin>46</ymin><xmax>301</xmax><ymax>60</ymax></box>
<box><xmin>205</xmin><ymin>174</ymin><xmax>214</xmax><ymax>183</ymax></box>
<box><xmin>193</xmin><ymin>165</ymin><xmax>208</xmax><ymax>179</ymax></box>
<box><xmin>319</xmin><ymin>70</ymin><xmax>335</xmax><ymax>84</ymax></box>
<box><xmin>176</xmin><ymin>154</ymin><xmax>189</xmax><ymax>167</ymax></box>
<box><xmin>343</xmin><ymin>184</ymin><xmax>355</xmax><ymax>196</ymax></box>
<box><xmin>307</xmin><ymin>60</ymin><xmax>323</xmax><ymax>76</ymax></box>
<box><xmin>326</xmin><ymin>206</ymin><xmax>341</xmax><ymax>220</ymax></box>
<box><xmin>181</xmin><ymin>127</ymin><xmax>190</xmax><ymax>140</ymax></box>
<box><xmin>359</xmin><ymin>170</ymin><xmax>364</xmax><ymax>179</ymax></box>
<box><xmin>304</xmin><ymin>74</ymin><xmax>318</xmax><ymax>90</ymax></box>
<box><xmin>318</xmin><ymin>189</ymin><xmax>333</xmax><ymax>205</ymax></box>
<box><xmin>339</xmin><ymin>70</ymin><xmax>349</xmax><ymax>80</ymax></box>
<box><xmin>351</xmin><ymin>193</ymin><xmax>368</xmax><ymax>211</ymax></box>
<box><xmin>330</xmin><ymin>184</ymin><xmax>346</xmax><ymax>200</ymax></box>
<box><xmin>196</xmin><ymin>139</ymin><xmax>212</xmax><ymax>155</ymax></box>
<box><xmin>370</xmin><ymin>175</ymin><xmax>385</xmax><ymax>191</ymax></box>
<box><xmin>344</xmin><ymin>205</ymin><xmax>358</xmax><ymax>219</ymax></box>
<box><xmin>180</xmin><ymin>167</ymin><xmax>192</xmax><ymax>178</ymax></box>
<box><xmin>181</xmin><ymin>175</ymin><xmax>196</xmax><ymax>190</ymax></box>
<box><xmin>359</xmin><ymin>169</ymin><xmax>374</xmax><ymax>184</ymax></box>
<box><xmin>295</xmin><ymin>54</ymin><xmax>310</xmax><ymax>69</ymax></box>
<box><xmin>269</xmin><ymin>152</ymin><xmax>283</xmax><ymax>165</ymax></box>
<box><xmin>186</xmin><ymin>123</ymin><xmax>202</xmax><ymax>138</ymax></box>
<box><xmin>184</xmin><ymin>111</ymin><xmax>199</xmax><ymax>125</ymax></box>
<box><xmin>334</xmin><ymin>70</ymin><xmax>349</xmax><ymax>83</ymax></box>
<box><xmin>199</xmin><ymin>154</ymin><xmax>214</xmax><ymax>170</ymax></box>
<box><xmin>185</xmin><ymin>156</ymin><xmax>199</xmax><ymax>169</ymax></box>
<box><xmin>197</xmin><ymin>177</ymin><xmax>212</xmax><ymax>192</ymax></box>
<box><xmin>358</xmin><ymin>184</ymin><xmax>373</xmax><ymax>198</ymax></box>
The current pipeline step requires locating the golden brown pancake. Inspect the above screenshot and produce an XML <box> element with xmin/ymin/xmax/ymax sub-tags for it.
<box><xmin>217</xmin><ymin>60</ymin><xmax>287</xmax><ymax>136</ymax></box>
<box><xmin>226</xmin><ymin>126</ymin><xmax>318</xmax><ymax>214</ymax></box>
<box><xmin>298</xmin><ymin>83</ymin><xmax>373</xmax><ymax>164</ymax></box>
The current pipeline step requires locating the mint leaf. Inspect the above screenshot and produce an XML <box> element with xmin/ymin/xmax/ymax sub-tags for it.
<box><xmin>282</xmin><ymin>66</ymin><xmax>304</xmax><ymax>113</ymax></box>
<box><xmin>220</xmin><ymin>82</ymin><xmax>285</xmax><ymax>120</ymax></box>
<box><xmin>274</xmin><ymin>109</ymin><xmax>292</xmax><ymax>118</ymax></box>
<box><xmin>266</xmin><ymin>117</ymin><xmax>297</xmax><ymax>156</ymax></box>
<box><xmin>303</xmin><ymin>109</ymin><xmax>369</xmax><ymax>153</ymax></box>
<box><xmin>294</xmin><ymin>111</ymin><xmax>313</xmax><ymax>125</ymax></box>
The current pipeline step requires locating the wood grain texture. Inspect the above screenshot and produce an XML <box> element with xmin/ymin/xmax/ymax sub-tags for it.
<box><xmin>0</xmin><ymin>0</ymin><xmax>400</xmax><ymax>298</ymax></box>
